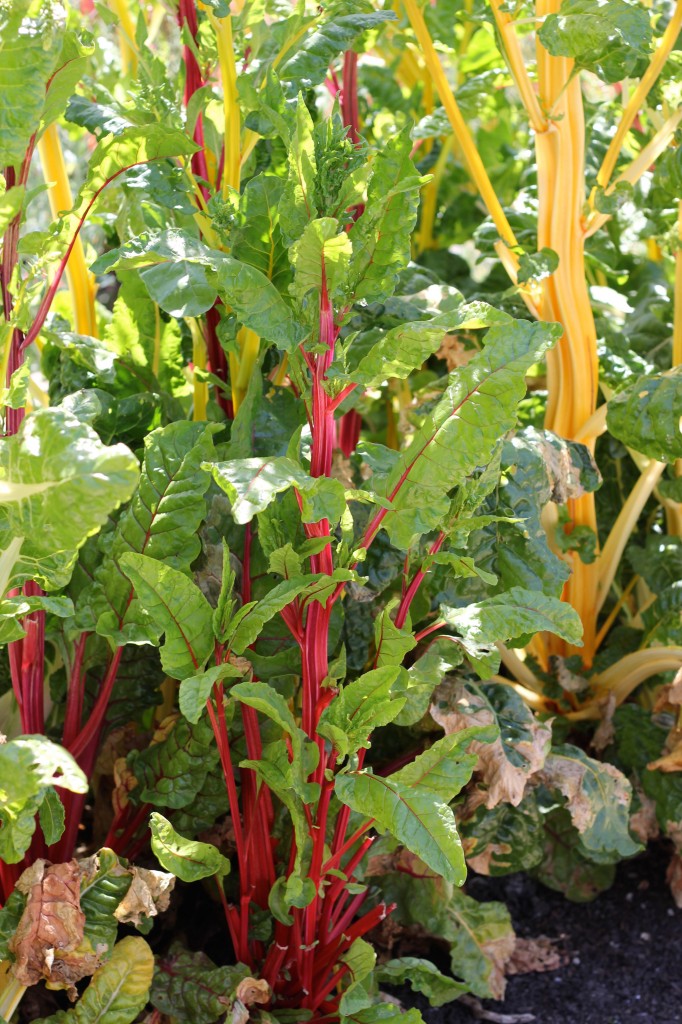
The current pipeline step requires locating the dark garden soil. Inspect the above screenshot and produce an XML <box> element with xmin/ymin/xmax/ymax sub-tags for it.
<box><xmin>409</xmin><ymin>842</ymin><xmax>682</xmax><ymax>1024</ymax></box>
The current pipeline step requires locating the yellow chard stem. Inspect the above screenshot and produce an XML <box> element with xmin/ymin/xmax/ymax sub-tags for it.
<box><xmin>665</xmin><ymin>198</ymin><xmax>682</xmax><ymax>534</ymax></box>
<box><xmin>402</xmin><ymin>0</ymin><xmax>519</xmax><ymax>252</ymax></box>
<box><xmin>598</xmin><ymin>0</ymin><xmax>682</xmax><ymax>189</ymax></box>
<box><xmin>204</xmin><ymin>7</ymin><xmax>241</xmax><ymax>195</ymax></box>
<box><xmin>596</xmin><ymin>459</ymin><xmax>666</xmax><ymax>615</ymax></box>
<box><xmin>108</xmin><ymin>0</ymin><xmax>139</xmax><ymax>77</ymax></box>
<box><xmin>415</xmin><ymin>136</ymin><xmax>453</xmax><ymax>255</ymax></box>
<box><xmin>0</xmin><ymin>963</ymin><xmax>25</xmax><ymax>1022</ymax></box>
<box><xmin>489</xmin><ymin>0</ymin><xmax>547</xmax><ymax>133</ymax></box>
<box><xmin>232</xmin><ymin>326</ymin><xmax>260</xmax><ymax>411</ymax></box>
<box><xmin>189</xmin><ymin>318</ymin><xmax>208</xmax><ymax>422</ymax></box>
<box><xmin>37</xmin><ymin>124</ymin><xmax>98</xmax><ymax>337</ymax></box>
<box><xmin>568</xmin><ymin>648</ymin><xmax>682</xmax><ymax>719</ymax></box>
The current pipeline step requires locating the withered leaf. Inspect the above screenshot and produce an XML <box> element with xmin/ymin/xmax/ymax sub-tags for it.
<box><xmin>114</xmin><ymin>867</ymin><xmax>175</xmax><ymax>926</ymax></box>
<box><xmin>431</xmin><ymin>681</ymin><xmax>551</xmax><ymax>808</ymax></box>
<box><xmin>235</xmin><ymin>977</ymin><xmax>270</xmax><ymax>1006</ymax></box>
<box><xmin>505</xmin><ymin>936</ymin><xmax>566</xmax><ymax>976</ymax></box>
<box><xmin>10</xmin><ymin>860</ymin><xmax>101</xmax><ymax>998</ymax></box>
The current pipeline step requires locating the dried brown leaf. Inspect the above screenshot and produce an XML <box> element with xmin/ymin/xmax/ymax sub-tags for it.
<box><xmin>464</xmin><ymin>841</ymin><xmax>513</xmax><ymax>876</ymax></box>
<box><xmin>235</xmin><ymin>978</ymin><xmax>270</xmax><ymax>1007</ymax></box>
<box><xmin>114</xmin><ymin>868</ymin><xmax>175</xmax><ymax>926</ymax></box>
<box><xmin>629</xmin><ymin>790</ymin><xmax>660</xmax><ymax>844</ymax></box>
<box><xmin>539</xmin><ymin>758</ymin><xmax>628</xmax><ymax>834</ymax></box>
<box><xmin>591</xmin><ymin>693</ymin><xmax>617</xmax><ymax>754</ymax></box>
<box><xmin>505</xmin><ymin>936</ymin><xmax>566</xmax><ymax>976</ymax></box>
<box><xmin>648</xmin><ymin>736</ymin><xmax>682</xmax><ymax>773</ymax></box>
<box><xmin>666</xmin><ymin>853</ymin><xmax>682</xmax><ymax>909</ymax></box>
<box><xmin>10</xmin><ymin>860</ymin><xmax>101</xmax><ymax>998</ymax></box>
<box><xmin>431</xmin><ymin>686</ymin><xmax>550</xmax><ymax>808</ymax></box>
<box><xmin>437</xmin><ymin>335</ymin><xmax>477</xmax><ymax>371</ymax></box>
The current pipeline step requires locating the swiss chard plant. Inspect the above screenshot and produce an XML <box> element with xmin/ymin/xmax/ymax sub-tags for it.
<box><xmin>0</xmin><ymin>0</ymin><xmax>679</xmax><ymax>1022</ymax></box>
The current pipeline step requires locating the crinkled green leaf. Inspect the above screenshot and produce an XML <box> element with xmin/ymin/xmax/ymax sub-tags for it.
<box><xmin>538</xmin><ymin>0</ymin><xmax>652</xmax><ymax>82</ymax></box>
<box><xmin>607</xmin><ymin>368</ymin><xmax>682</xmax><ymax>463</ymax></box>
<box><xmin>87</xmin><ymin>421</ymin><xmax>215</xmax><ymax>642</ymax></box>
<box><xmin>0</xmin><ymin>3</ymin><xmax>64</xmax><ymax>166</ymax></box>
<box><xmin>119</xmin><ymin>554</ymin><xmax>214</xmax><ymax>680</ymax></box>
<box><xmin>128</xmin><ymin>713</ymin><xmax>218</xmax><ymax>810</ymax></box>
<box><xmin>318</xmin><ymin>666</ymin><xmax>405</xmax><ymax>756</ymax></box>
<box><xmin>442</xmin><ymin>586</ymin><xmax>583</xmax><ymax>676</ymax></box>
<box><xmin>349</xmin><ymin>128</ymin><xmax>424</xmax><ymax>303</ymax></box>
<box><xmin>152</xmin><ymin>945</ymin><xmax>251</xmax><ymax>1024</ymax></box>
<box><xmin>279</xmin><ymin>11</ymin><xmax>395</xmax><ymax>92</ymax></box>
<box><xmin>374</xmin><ymin>321</ymin><xmax>560</xmax><ymax>547</ymax></box>
<box><xmin>0</xmin><ymin>409</ymin><xmax>138</xmax><ymax>591</ymax></box>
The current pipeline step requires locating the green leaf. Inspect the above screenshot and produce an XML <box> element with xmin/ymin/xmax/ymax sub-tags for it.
<box><xmin>0</xmin><ymin>185</ymin><xmax>25</xmax><ymax>237</ymax></box>
<box><xmin>38</xmin><ymin>787</ymin><xmax>65</xmax><ymax>846</ymax></box>
<box><xmin>152</xmin><ymin>945</ymin><xmax>251</xmax><ymax>1024</ymax></box>
<box><xmin>150</xmin><ymin>813</ymin><xmax>230</xmax><ymax>882</ymax></box>
<box><xmin>338</xmin><ymin>937</ymin><xmax>376</xmax><ymax>1016</ymax></box>
<box><xmin>88</xmin><ymin>421</ymin><xmax>215</xmax><ymax>642</ymax></box>
<box><xmin>279</xmin><ymin>11</ymin><xmax>395</xmax><ymax>92</ymax></box>
<box><xmin>179</xmin><ymin>664</ymin><xmax>245</xmax><ymax>725</ymax></box>
<box><xmin>34</xmin><ymin>936</ymin><xmax>154</xmax><ymax>1024</ymax></box>
<box><xmin>0</xmin><ymin>3</ymin><xmax>64</xmax><ymax>166</ymax></box>
<box><xmin>374</xmin><ymin>604</ymin><xmax>417</xmax><ymax>667</ymax></box>
<box><xmin>206</xmin><ymin>456</ymin><xmax>344</xmax><ymax>525</ymax></box>
<box><xmin>539</xmin><ymin>744</ymin><xmax>641</xmax><ymax>859</ymax></box>
<box><xmin>231</xmin><ymin>681</ymin><xmax>299</xmax><ymax>745</ymax></box>
<box><xmin>230</xmin><ymin>173</ymin><xmax>289</xmax><ymax>288</ymax></box>
<box><xmin>374</xmin><ymin>320</ymin><xmax>560</xmax><ymax>547</ymax></box>
<box><xmin>0</xmin><ymin>409</ymin><xmax>138</xmax><ymax>591</ymax></box>
<box><xmin>340</xmin><ymin>1008</ymin><xmax>424</xmax><ymax>1024</ymax></box>
<box><xmin>375</xmin><ymin>958</ymin><xmax>466</xmax><ymax>1007</ymax></box>
<box><xmin>344</xmin><ymin>301</ymin><xmax>509</xmax><ymax>388</ymax></box>
<box><xmin>226</xmin><ymin>577</ymin><xmax>308</xmax><ymax>653</ymax></box>
<box><xmin>76</xmin><ymin>125</ymin><xmax>199</xmax><ymax>215</ymax></box>
<box><xmin>531</xmin><ymin>806</ymin><xmax>616</xmax><ymax>902</ymax></box>
<box><xmin>79</xmin><ymin>849</ymin><xmax>135</xmax><ymax>956</ymax></box>
<box><xmin>216</xmin><ymin>256</ymin><xmax>306</xmax><ymax>350</ymax></box>
<box><xmin>279</xmin><ymin>97</ymin><xmax>317</xmax><ymax>245</ymax></box>
<box><xmin>128</xmin><ymin>714</ymin><xmax>219</xmax><ymax>810</ymax></box>
<box><xmin>538</xmin><ymin>0</ymin><xmax>652</xmax><ymax>82</ymax></box>
<box><xmin>335</xmin><ymin>767</ymin><xmax>468</xmax><ymax>884</ymax></box>
<box><xmin>290</xmin><ymin>217</ymin><xmax>352</xmax><ymax>302</ymax></box>
<box><xmin>119</xmin><ymin>554</ymin><xmax>214</xmax><ymax>680</ymax></box>
<box><xmin>0</xmin><ymin>736</ymin><xmax>87</xmax><ymax>861</ymax></box>
<box><xmin>391</xmin><ymin>729</ymin><xmax>486</xmax><ymax>800</ymax></box>
<box><xmin>349</xmin><ymin>128</ymin><xmax>425</xmax><ymax>303</ymax></box>
<box><xmin>318</xmin><ymin>666</ymin><xmax>405</xmax><ymax>756</ymax></box>
<box><xmin>606</xmin><ymin>368</ymin><xmax>682</xmax><ymax>463</ymax></box>
<box><xmin>0</xmin><ymin>888</ymin><xmax>26</xmax><ymax>961</ymax></box>
<box><xmin>517</xmin><ymin>248</ymin><xmax>559</xmax><ymax>284</ymax></box>
<box><xmin>380</xmin><ymin>872</ymin><xmax>514</xmax><ymax>1000</ymax></box>
<box><xmin>444</xmin><ymin>887</ymin><xmax>515</xmax><ymax>999</ymax></box>
<box><xmin>442</xmin><ymin>586</ymin><xmax>583</xmax><ymax>676</ymax></box>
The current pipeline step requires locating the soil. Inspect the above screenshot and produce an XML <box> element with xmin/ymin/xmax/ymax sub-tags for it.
<box><xmin>408</xmin><ymin>843</ymin><xmax>682</xmax><ymax>1024</ymax></box>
